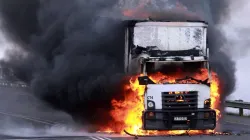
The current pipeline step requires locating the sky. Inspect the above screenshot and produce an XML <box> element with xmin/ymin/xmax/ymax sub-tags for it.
<box><xmin>218</xmin><ymin>1</ymin><xmax>250</xmax><ymax>115</ymax></box>
<box><xmin>224</xmin><ymin>1</ymin><xmax>250</xmax><ymax>101</ymax></box>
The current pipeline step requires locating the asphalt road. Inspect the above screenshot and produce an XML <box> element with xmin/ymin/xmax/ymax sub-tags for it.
<box><xmin>1</xmin><ymin>134</ymin><xmax>250</xmax><ymax>140</ymax></box>
<box><xmin>0</xmin><ymin>87</ymin><xmax>74</xmax><ymax>124</ymax></box>
<box><xmin>0</xmin><ymin>86</ymin><xmax>250</xmax><ymax>140</ymax></box>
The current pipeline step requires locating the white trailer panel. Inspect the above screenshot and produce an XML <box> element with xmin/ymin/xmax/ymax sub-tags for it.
<box><xmin>133</xmin><ymin>22</ymin><xmax>207</xmax><ymax>55</ymax></box>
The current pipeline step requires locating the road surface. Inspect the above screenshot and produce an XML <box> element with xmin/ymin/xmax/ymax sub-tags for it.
<box><xmin>0</xmin><ymin>86</ymin><xmax>250</xmax><ymax>140</ymax></box>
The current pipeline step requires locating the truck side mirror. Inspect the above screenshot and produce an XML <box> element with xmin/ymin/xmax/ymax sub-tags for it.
<box><xmin>138</xmin><ymin>76</ymin><xmax>155</xmax><ymax>85</ymax></box>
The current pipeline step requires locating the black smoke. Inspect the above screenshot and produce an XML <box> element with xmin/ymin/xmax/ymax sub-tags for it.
<box><xmin>0</xmin><ymin>0</ymin><xmax>128</xmax><ymax>129</ymax></box>
<box><xmin>0</xmin><ymin>0</ymin><xmax>235</xmax><ymax>131</ymax></box>
<box><xmin>180</xmin><ymin>0</ymin><xmax>236</xmax><ymax>100</ymax></box>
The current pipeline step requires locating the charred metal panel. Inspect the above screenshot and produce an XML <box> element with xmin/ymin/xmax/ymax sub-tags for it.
<box><xmin>124</xmin><ymin>27</ymin><xmax>129</xmax><ymax>73</ymax></box>
<box><xmin>133</xmin><ymin>22</ymin><xmax>207</xmax><ymax>55</ymax></box>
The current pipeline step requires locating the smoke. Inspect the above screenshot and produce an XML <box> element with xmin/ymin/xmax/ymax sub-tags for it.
<box><xmin>0</xmin><ymin>117</ymin><xmax>80</xmax><ymax>137</ymax></box>
<box><xmin>0</xmin><ymin>0</ymin><xmax>127</xmax><ymax>130</ymax></box>
<box><xmin>0</xmin><ymin>0</ymin><xmax>236</xmax><ymax>131</ymax></box>
<box><xmin>221</xmin><ymin>0</ymin><xmax>250</xmax><ymax>58</ymax></box>
<box><xmin>118</xmin><ymin>0</ymin><xmax>236</xmax><ymax>102</ymax></box>
<box><xmin>0</xmin><ymin>117</ymin><xmax>119</xmax><ymax>138</ymax></box>
<box><xmin>204</xmin><ymin>0</ymin><xmax>236</xmax><ymax>103</ymax></box>
<box><xmin>223</xmin><ymin>1</ymin><xmax>250</xmax><ymax>115</ymax></box>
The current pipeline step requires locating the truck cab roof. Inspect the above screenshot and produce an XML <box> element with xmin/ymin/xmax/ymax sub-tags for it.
<box><xmin>125</xmin><ymin>19</ymin><xmax>208</xmax><ymax>27</ymax></box>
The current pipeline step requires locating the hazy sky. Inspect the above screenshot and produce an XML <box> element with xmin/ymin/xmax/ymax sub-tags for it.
<box><xmin>224</xmin><ymin>1</ymin><xmax>250</xmax><ymax>102</ymax></box>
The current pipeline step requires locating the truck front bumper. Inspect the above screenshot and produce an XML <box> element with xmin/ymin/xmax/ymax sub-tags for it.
<box><xmin>142</xmin><ymin>109</ymin><xmax>216</xmax><ymax>130</ymax></box>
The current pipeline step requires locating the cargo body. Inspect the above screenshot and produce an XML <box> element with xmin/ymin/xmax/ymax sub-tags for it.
<box><xmin>124</xmin><ymin>20</ymin><xmax>216</xmax><ymax>130</ymax></box>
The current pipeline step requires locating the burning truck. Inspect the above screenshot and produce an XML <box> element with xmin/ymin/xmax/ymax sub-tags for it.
<box><xmin>121</xmin><ymin>20</ymin><xmax>217</xmax><ymax>132</ymax></box>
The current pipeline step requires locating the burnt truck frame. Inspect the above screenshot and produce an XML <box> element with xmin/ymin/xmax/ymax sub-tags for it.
<box><xmin>124</xmin><ymin>20</ymin><xmax>216</xmax><ymax>130</ymax></box>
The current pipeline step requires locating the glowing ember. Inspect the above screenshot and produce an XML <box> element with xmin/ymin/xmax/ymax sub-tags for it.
<box><xmin>101</xmin><ymin>69</ymin><xmax>221</xmax><ymax>135</ymax></box>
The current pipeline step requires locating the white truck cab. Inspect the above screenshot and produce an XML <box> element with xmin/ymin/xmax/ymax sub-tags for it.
<box><xmin>124</xmin><ymin>20</ymin><xmax>216</xmax><ymax>130</ymax></box>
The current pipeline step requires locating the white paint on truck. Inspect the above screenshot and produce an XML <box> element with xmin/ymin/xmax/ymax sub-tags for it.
<box><xmin>145</xmin><ymin>84</ymin><xmax>210</xmax><ymax>109</ymax></box>
<box><xmin>133</xmin><ymin>22</ymin><xmax>207</xmax><ymax>54</ymax></box>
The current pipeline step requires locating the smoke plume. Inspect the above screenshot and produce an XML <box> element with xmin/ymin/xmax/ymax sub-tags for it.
<box><xmin>0</xmin><ymin>0</ymin><xmax>127</xmax><ymax>129</ymax></box>
<box><xmin>0</xmin><ymin>0</ymin><xmax>236</xmax><ymax>130</ymax></box>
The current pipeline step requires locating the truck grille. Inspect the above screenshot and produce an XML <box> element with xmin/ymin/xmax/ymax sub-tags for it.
<box><xmin>161</xmin><ymin>91</ymin><xmax>198</xmax><ymax>110</ymax></box>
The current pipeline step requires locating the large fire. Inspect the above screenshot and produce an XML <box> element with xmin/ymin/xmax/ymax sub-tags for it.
<box><xmin>99</xmin><ymin>1</ymin><xmax>221</xmax><ymax>135</ymax></box>
<box><xmin>101</xmin><ymin>68</ymin><xmax>221</xmax><ymax>135</ymax></box>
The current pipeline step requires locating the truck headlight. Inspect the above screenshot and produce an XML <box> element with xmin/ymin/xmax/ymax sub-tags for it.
<box><xmin>204</xmin><ymin>98</ymin><xmax>211</xmax><ymax>108</ymax></box>
<box><xmin>147</xmin><ymin>101</ymin><xmax>155</xmax><ymax>109</ymax></box>
<box><xmin>148</xmin><ymin>102</ymin><xmax>154</xmax><ymax>107</ymax></box>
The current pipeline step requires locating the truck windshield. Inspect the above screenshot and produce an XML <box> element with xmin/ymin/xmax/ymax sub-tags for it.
<box><xmin>162</xmin><ymin>76</ymin><xmax>209</xmax><ymax>85</ymax></box>
<box><xmin>144</xmin><ymin>61</ymin><xmax>211</xmax><ymax>86</ymax></box>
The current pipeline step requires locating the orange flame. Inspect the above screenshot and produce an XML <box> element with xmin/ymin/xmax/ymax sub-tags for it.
<box><xmin>102</xmin><ymin>69</ymin><xmax>221</xmax><ymax>135</ymax></box>
<box><xmin>122</xmin><ymin>0</ymin><xmax>198</xmax><ymax>19</ymax></box>
<box><xmin>123</xmin><ymin>0</ymin><xmax>151</xmax><ymax>18</ymax></box>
